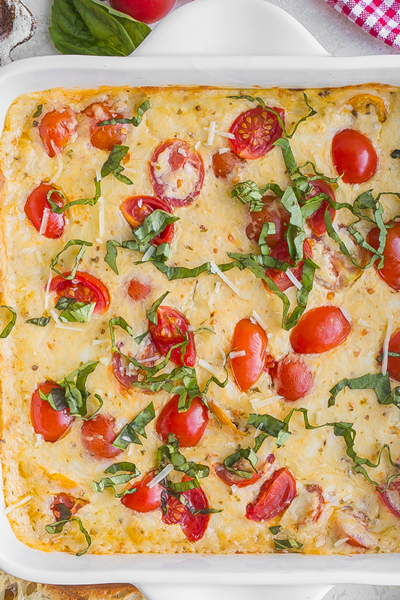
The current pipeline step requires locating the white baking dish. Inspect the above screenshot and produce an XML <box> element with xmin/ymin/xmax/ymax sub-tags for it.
<box><xmin>1</xmin><ymin>1</ymin><xmax>400</xmax><ymax>599</ymax></box>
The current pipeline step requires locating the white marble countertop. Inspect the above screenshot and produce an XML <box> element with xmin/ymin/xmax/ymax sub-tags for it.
<box><xmin>5</xmin><ymin>0</ymin><xmax>400</xmax><ymax>598</ymax></box>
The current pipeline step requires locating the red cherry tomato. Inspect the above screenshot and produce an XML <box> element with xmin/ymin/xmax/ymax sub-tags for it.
<box><xmin>271</xmin><ymin>355</ymin><xmax>313</xmax><ymax>401</ymax></box>
<box><xmin>290</xmin><ymin>306</ymin><xmax>351</xmax><ymax>354</ymax></box>
<box><xmin>332</xmin><ymin>129</ymin><xmax>377</xmax><ymax>184</ymax></box>
<box><xmin>121</xmin><ymin>470</ymin><xmax>163</xmax><ymax>512</ymax></box>
<box><xmin>246</xmin><ymin>195</ymin><xmax>289</xmax><ymax>249</ymax></box>
<box><xmin>212</xmin><ymin>150</ymin><xmax>245</xmax><ymax>178</ymax></box>
<box><xmin>51</xmin><ymin>493</ymin><xmax>85</xmax><ymax>520</ymax></box>
<box><xmin>162</xmin><ymin>477</ymin><xmax>210</xmax><ymax>541</ymax></box>
<box><xmin>386</xmin><ymin>330</ymin><xmax>400</xmax><ymax>381</ymax></box>
<box><xmin>264</xmin><ymin>239</ymin><xmax>313</xmax><ymax>293</ymax></box>
<box><xmin>127</xmin><ymin>278</ymin><xmax>152</xmax><ymax>302</ymax></box>
<box><xmin>83</xmin><ymin>102</ymin><xmax>126</xmax><ymax>152</ymax></box>
<box><xmin>39</xmin><ymin>108</ymin><xmax>78</xmax><ymax>157</ymax></box>
<box><xmin>49</xmin><ymin>271</ymin><xmax>110</xmax><ymax>315</ymax></box>
<box><xmin>215</xmin><ymin>454</ymin><xmax>275</xmax><ymax>488</ymax></box>
<box><xmin>231</xmin><ymin>318</ymin><xmax>268</xmax><ymax>391</ymax></box>
<box><xmin>149</xmin><ymin>139</ymin><xmax>205</xmax><ymax>207</ymax></box>
<box><xmin>112</xmin><ymin>341</ymin><xmax>158</xmax><ymax>389</ymax></box>
<box><xmin>368</xmin><ymin>221</ymin><xmax>400</xmax><ymax>291</ymax></box>
<box><xmin>378</xmin><ymin>480</ymin><xmax>400</xmax><ymax>519</ymax></box>
<box><xmin>229</xmin><ymin>106</ymin><xmax>284</xmax><ymax>160</ymax></box>
<box><xmin>31</xmin><ymin>382</ymin><xmax>74</xmax><ymax>443</ymax></box>
<box><xmin>306</xmin><ymin>179</ymin><xmax>336</xmax><ymax>237</ymax></box>
<box><xmin>156</xmin><ymin>395</ymin><xmax>209</xmax><ymax>447</ymax></box>
<box><xmin>149</xmin><ymin>306</ymin><xmax>196</xmax><ymax>367</ymax></box>
<box><xmin>81</xmin><ymin>413</ymin><xmax>122</xmax><ymax>460</ymax></box>
<box><xmin>120</xmin><ymin>196</ymin><xmax>175</xmax><ymax>246</ymax></box>
<box><xmin>108</xmin><ymin>0</ymin><xmax>176</xmax><ymax>24</ymax></box>
<box><xmin>246</xmin><ymin>467</ymin><xmax>296</xmax><ymax>522</ymax></box>
<box><xmin>24</xmin><ymin>183</ymin><xmax>65</xmax><ymax>239</ymax></box>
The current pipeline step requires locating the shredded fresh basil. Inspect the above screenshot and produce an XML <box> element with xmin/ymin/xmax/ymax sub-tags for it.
<box><xmin>100</xmin><ymin>144</ymin><xmax>132</xmax><ymax>184</ymax></box>
<box><xmin>134</xmin><ymin>210</ymin><xmax>179</xmax><ymax>246</ymax></box>
<box><xmin>157</xmin><ymin>433</ymin><xmax>209</xmax><ymax>492</ymax></box>
<box><xmin>223</xmin><ymin>447</ymin><xmax>258</xmax><ymax>479</ymax></box>
<box><xmin>45</xmin><ymin>503</ymin><xmax>91</xmax><ymax>556</ymax></box>
<box><xmin>55</xmin><ymin>297</ymin><xmax>96</xmax><ymax>323</ymax></box>
<box><xmin>146</xmin><ymin>291</ymin><xmax>170</xmax><ymax>326</ymax></box>
<box><xmin>33</xmin><ymin>104</ymin><xmax>43</xmax><ymax>118</ymax></box>
<box><xmin>0</xmin><ymin>306</ymin><xmax>17</xmax><ymax>338</ymax></box>
<box><xmin>274</xmin><ymin>538</ymin><xmax>303</xmax><ymax>551</ymax></box>
<box><xmin>47</xmin><ymin>176</ymin><xmax>101</xmax><ymax>213</ymax></box>
<box><xmin>160</xmin><ymin>487</ymin><xmax>222</xmax><ymax>517</ymax></box>
<box><xmin>134</xmin><ymin>330</ymin><xmax>149</xmax><ymax>345</ymax></box>
<box><xmin>112</xmin><ymin>402</ymin><xmax>155</xmax><ymax>449</ymax></box>
<box><xmin>231</xmin><ymin>181</ymin><xmax>284</xmax><ymax>212</ymax></box>
<box><xmin>26</xmin><ymin>316</ymin><xmax>51</xmax><ymax>327</ymax></box>
<box><xmin>50</xmin><ymin>239</ymin><xmax>92</xmax><ymax>280</ymax></box>
<box><xmin>93</xmin><ymin>462</ymin><xmax>140</xmax><ymax>497</ymax></box>
<box><xmin>328</xmin><ymin>372</ymin><xmax>400</xmax><ymax>409</ymax></box>
<box><xmin>269</xmin><ymin>525</ymin><xmax>282</xmax><ymax>535</ymax></box>
<box><xmin>391</xmin><ymin>149</ymin><xmax>400</xmax><ymax>159</ymax></box>
<box><xmin>97</xmin><ymin>100</ymin><xmax>150</xmax><ymax>127</ymax></box>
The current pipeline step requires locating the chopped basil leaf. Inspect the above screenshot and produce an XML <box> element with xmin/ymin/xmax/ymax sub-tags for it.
<box><xmin>33</xmin><ymin>104</ymin><xmax>43</xmax><ymax>118</ymax></box>
<box><xmin>391</xmin><ymin>149</ymin><xmax>400</xmax><ymax>159</ymax></box>
<box><xmin>377</xmin><ymin>351</ymin><xmax>400</xmax><ymax>362</ymax></box>
<box><xmin>146</xmin><ymin>291</ymin><xmax>170</xmax><ymax>326</ymax></box>
<box><xmin>223</xmin><ymin>447</ymin><xmax>258</xmax><ymax>479</ymax></box>
<box><xmin>100</xmin><ymin>144</ymin><xmax>132</xmax><ymax>184</ymax></box>
<box><xmin>328</xmin><ymin>372</ymin><xmax>400</xmax><ymax>410</ymax></box>
<box><xmin>149</xmin><ymin>260</ymin><xmax>211</xmax><ymax>281</ymax></box>
<box><xmin>248</xmin><ymin>413</ymin><xmax>291</xmax><ymax>451</ymax></box>
<box><xmin>50</xmin><ymin>239</ymin><xmax>92</xmax><ymax>280</ymax></box>
<box><xmin>55</xmin><ymin>296</ymin><xmax>96</xmax><ymax>323</ymax></box>
<box><xmin>161</xmin><ymin>487</ymin><xmax>222</xmax><ymax>516</ymax></box>
<box><xmin>231</xmin><ymin>180</ymin><xmax>284</xmax><ymax>212</ymax></box>
<box><xmin>45</xmin><ymin>508</ymin><xmax>91</xmax><ymax>556</ymax></box>
<box><xmin>47</xmin><ymin>176</ymin><xmax>101</xmax><ymax>213</ymax></box>
<box><xmin>269</xmin><ymin>526</ymin><xmax>282</xmax><ymax>535</ymax></box>
<box><xmin>0</xmin><ymin>306</ymin><xmax>16</xmax><ymax>338</ymax></box>
<box><xmin>109</xmin><ymin>316</ymin><xmax>135</xmax><ymax>351</ymax></box>
<box><xmin>134</xmin><ymin>330</ymin><xmax>149</xmax><ymax>345</ymax></box>
<box><xmin>274</xmin><ymin>538</ymin><xmax>303</xmax><ymax>551</ymax></box>
<box><xmin>93</xmin><ymin>462</ymin><xmax>140</xmax><ymax>498</ymax></box>
<box><xmin>97</xmin><ymin>100</ymin><xmax>150</xmax><ymax>127</ymax></box>
<box><xmin>157</xmin><ymin>433</ymin><xmax>209</xmax><ymax>491</ymax></box>
<box><xmin>133</xmin><ymin>210</ymin><xmax>179</xmax><ymax>246</ymax></box>
<box><xmin>26</xmin><ymin>316</ymin><xmax>51</xmax><ymax>327</ymax></box>
<box><xmin>112</xmin><ymin>402</ymin><xmax>155</xmax><ymax>449</ymax></box>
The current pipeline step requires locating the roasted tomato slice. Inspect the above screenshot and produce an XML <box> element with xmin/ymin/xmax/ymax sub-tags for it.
<box><xmin>271</xmin><ymin>355</ymin><xmax>313</xmax><ymax>401</ymax></box>
<box><xmin>112</xmin><ymin>341</ymin><xmax>158</xmax><ymax>389</ymax></box>
<box><xmin>49</xmin><ymin>271</ymin><xmax>110</xmax><ymax>315</ymax></box>
<box><xmin>24</xmin><ymin>183</ymin><xmax>65</xmax><ymax>239</ymax></box>
<box><xmin>31</xmin><ymin>382</ymin><xmax>74</xmax><ymax>443</ymax></box>
<box><xmin>39</xmin><ymin>108</ymin><xmax>78</xmax><ymax>157</ymax></box>
<box><xmin>83</xmin><ymin>102</ymin><xmax>127</xmax><ymax>152</ymax></box>
<box><xmin>290</xmin><ymin>306</ymin><xmax>351</xmax><ymax>354</ymax></box>
<box><xmin>81</xmin><ymin>413</ymin><xmax>122</xmax><ymax>460</ymax></box>
<box><xmin>332</xmin><ymin>129</ymin><xmax>377</xmax><ymax>184</ymax></box>
<box><xmin>368</xmin><ymin>221</ymin><xmax>400</xmax><ymax>292</ymax></box>
<box><xmin>246</xmin><ymin>467</ymin><xmax>296</xmax><ymax>522</ymax></box>
<box><xmin>120</xmin><ymin>196</ymin><xmax>175</xmax><ymax>246</ymax></box>
<box><xmin>386</xmin><ymin>330</ymin><xmax>400</xmax><ymax>382</ymax></box>
<box><xmin>149</xmin><ymin>139</ymin><xmax>205</xmax><ymax>207</ymax></box>
<box><xmin>305</xmin><ymin>179</ymin><xmax>336</xmax><ymax>237</ymax></box>
<box><xmin>121</xmin><ymin>470</ymin><xmax>163</xmax><ymax>512</ymax></box>
<box><xmin>378</xmin><ymin>480</ymin><xmax>400</xmax><ymax>520</ymax></box>
<box><xmin>127</xmin><ymin>278</ymin><xmax>152</xmax><ymax>302</ymax></box>
<box><xmin>149</xmin><ymin>306</ymin><xmax>196</xmax><ymax>367</ymax></box>
<box><xmin>215</xmin><ymin>454</ymin><xmax>275</xmax><ymax>488</ymax></box>
<box><xmin>246</xmin><ymin>195</ymin><xmax>289</xmax><ymax>249</ymax></box>
<box><xmin>212</xmin><ymin>150</ymin><xmax>245</xmax><ymax>178</ymax></box>
<box><xmin>231</xmin><ymin>318</ymin><xmax>268</xmax><ymax>391</ymax></box>
<box><xmin>51</xmin><ymin>493</ymin><xmax>86</xmax><ymax>520</ymax></box>
<box><xmin>162</xmin><ymin>477</ymin><xmax>210</xmax><ymax>541</ymax></box>
<box><xmin>156</xmin><ymin>395</ymin><xmax>209</xmax><ymax>447</ymax></box>
<box><xmin>229</xmin><ymin>106</ymin><xmax>284</xmax><ymax>160</ymax></box>
<box><xmin>264</xmin><ymin>239</ymin><xmax>313</xmax><ymax>292</ymax></box>
<box><xmin>335</xmin><ymin>511</ymin><xmax>377</xmax><ymax>549</ymax></box>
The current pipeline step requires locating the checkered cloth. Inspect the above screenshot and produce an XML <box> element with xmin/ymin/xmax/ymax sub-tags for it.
<box><xmin>325</xmin><ymin>0</ymin><xmax>400</xmax><ymax>50</ymax></box>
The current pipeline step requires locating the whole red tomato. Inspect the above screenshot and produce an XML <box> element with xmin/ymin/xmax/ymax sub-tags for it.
<box><xmin>109</xmin><ymin>0</ymin><xmax>176</xmax><ymax>25</ymax></box>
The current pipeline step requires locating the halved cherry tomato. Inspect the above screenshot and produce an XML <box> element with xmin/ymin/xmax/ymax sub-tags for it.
<box><xmin>246</xmin><ymin>467</ymin><xmax>296</xmax><ymax>522</ymax></box>
<box><xmin>264</xmin><ymin>239</ymin><xmax>313</xmax><ymax>292</ymax></box>
<box><xmin>271</xmin><ymin>355</ymin><xmax>313</xmax><ymax>401</ymax></box>
<box><xmin>335</xmin><ymin>511</ymin><xmax>377</xmax><ymax>549</ymax></box>
<box><xmin>246</xmin><ymin>195</ymin><xmax>289</xmax><ymax>249</ymax></box>
<box><xmin>51</xmin><ymin>493</ymin><xmax>86</xmax><ymax>520</ymax></box>
<box><xmin>290</xmin><ymin>306</ymin><xmax>351</xmax><ymax>354</ymax></box>
<box><xmin>83</xmin><ymin>102</ymin><xmax>127</xmax><ymax>152</ymax></box>
<box><xmin>49</xmin><ymin>271</ymin><xmax>110</xmax><ymax>315</ymax></box>
<box><xmin>229</xmin><ymin>106</ymin><xmax>284</xmax><ymax>160</ymax></box>
<box><xmin>386</xmin><ymin>330</ymin><xmax>400</xmax><ymax>381</ymax></box>
<box><xmin>378</xmin><ymin>480</ymin><xmax>400</xmax><ymax>519</ymax></box>
<box><xmin>121</xmin><ymin>470</ymin><xmax>163</xmax><ymax>512</ymax></box>
<box><xmin>31</xmin><ymin>382</ymin><xmax>74</xmax><ymax>443</ymax></box>
<box><xmin>127</xmin><ymin>278</ymin><xmax>152</xmax><ymax>302</ymax></box>
<box><xmin>231</xmin><ymin>318</ymin><xmax>268</xmax><ymax>391</ymax></box>
<box><xmin>120</xmin><ymin>196</ymin><xmax>175</xmax><ymax>246</ymax></box>
<box><xmin>212</xmin><ymin>150</ymin><xmax>245</xmax><ymax>178</ymax></box>
<box><xmin>149</xmin><ymin>139</ymin><xmax>205</xmax><ymax>207</ymax></box>
<box><xmin>156</xmin><ymin>395</ymin><xmax>209</xmax><ymax>447</ymax></box>
<box><xmin>149</xmin><ymin>306</ymin><xmax>196</xmax><ymax>367</ymax></box>
<box><xmin>162</xmin><ymin>477</ymin><xmax>210</xmax><ymax>541</ymax></box>
<box><xmin>305</xmin><ymin>179</ymin><xmax>336</xmax><ymax>237</ymax></box>
<box><xmin>109</xmin><ymin>0</ymin><xmax>175</xmax><ymax>24</ymax></box>
<box><xmin>332</xmin><ymin>129</ymin><xmax>377</xmax><ymax>184</ymax></box>
<box><xmin>368</xmin><ymin>221</ymin><xmax>400</xmax><ymax>291</ymax></box>
<box><xmin>81</xmin><ymin>413</ymin><xmax>122</xmax><ymax>460</ymax></box>
<box><xmin>112</xmin><ymin>341</ymin><xmax>158</xmax><ymax>389</ymax></box>
<box><xmin>24</xmin><ymin>183</ymin><xmax>65</xmax><ymax>239</ymax></box>
<box><xmin>39</xmin><ymin>108</ymin><xmax>78</xmax><ymax>157</ymax></box>
<box><xmin>215</xmin><ymin>454</ymin><xmax>275</xmax><ymax>488</ymax></box>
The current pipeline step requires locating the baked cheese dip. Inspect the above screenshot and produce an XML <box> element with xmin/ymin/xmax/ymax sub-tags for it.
<box><xmin>1</xmin><ymin>85</ymin><xmax>400</xmax><ymax>556</ymax></box>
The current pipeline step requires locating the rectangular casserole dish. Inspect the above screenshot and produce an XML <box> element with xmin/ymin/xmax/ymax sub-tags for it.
<box><xmin>1</xmin><ymin>1</ymin><xmax>400</xmax><ymax>599</ymax></box>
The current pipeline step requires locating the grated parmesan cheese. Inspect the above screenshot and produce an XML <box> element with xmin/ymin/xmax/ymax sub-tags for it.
<box><xmin>142</xmin><ymin>245</ymin><xmax>156</xmax><ymax>262</ymax></box>
<box><xmin>39</xmin><ymin>207</ymin><xmax>50</xmax><ymax>236</ymax></box>
<box><xmin>340</xmin><ymin>306</ymin><xmax>352</xmax><ymax>323</ymax></box>
<box><xmin>199</xmin><ymin>358</ymin><xmax>221</xmax><ymax>378</ymax></box>
<box><xmin>92</xmin><ymin>339</ymin><xmax>108</xmax><ymax>346</ymax></box>
<box><xmin>50</xmin><ymin>310</ymin><xmax>84</xmax><ymax>332</ymax></box>
<box><xmin>252</xmin><ymin>310</ymin><xmax>267</xmax><ymax>331</ymax></box>
<box><xmin>207</xmin><ymin>121</ymin><xmax>216</xmax><ymax>146</ymax></box>
<box><xmin>231</xmin><ymin>484</ymin><xmax>238</xmax><ymax>493</ymax></box>
<box><xmin>148</xmin><ymin>464</ymin><xmax>174</xmax><ymax>488</ymax></box>
<box><xmin>250</xmin><ymin>396</ymin><xmax>283</xmax><ymax>413</ymax></box>
<box><xmin>194</xmin><ymin>141</ymin><xmax>201</xmax><ymax>151</ymax></box>
<box><xmin>4</xmin><ymin>495</ymin><xmax>32</xmax><ymax>515</ymax></box>
<box><xmin>138</xmin><ymin>199</ymin><xmax>143</xmax><ymax>208</ymax></box>
<box><xmin>49</xmin><ymin>142</ymin><xmax>64</xmax><ymax>184</ymax></box>
<box><xmin>334</xmin><ymin>537</ymin><xmax>349</xmax><ymax>547</ymax></box>
<box><xmin>210</xmin><ymin>261</ymin><xmax>242</xmax><ymax>298</ymax></box>
<box><xmin>177</xmin><ymin>147</ymin><xmax>187</xmax><ymax>157</ymax></box>
<box><xmin>218</xmin><ymin>147</ymin><xmax>230</xmax><ymax>154</ymax></box>
<box><xmin>286</xmin><ymin>268</ymin><xmax>302</xmax><ymax>290</ymax></box>
<box><xmin>44</xmin><ymin>269</ymin><xmax>52</xmax><ymax>310</ymax></box>
<box><xmin>382</xmin><ymin>316</ymin><xmax>393</xmax><ymax>376</ymax></box>
<box><xmin>230</xmin><ymin>350</ymin><xmax>246</xmax><ymax>359</ymax></box>
<box><xmin>97</xmin><ymin>196</ymin><xmax>105</xmax><ymax>241</ymax></box>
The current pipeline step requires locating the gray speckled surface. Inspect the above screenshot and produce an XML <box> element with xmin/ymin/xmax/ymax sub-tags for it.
<box><xmin>4</xmin><ymin>0</ymin><xmax>400</xmax><ymax>598</ymax></box>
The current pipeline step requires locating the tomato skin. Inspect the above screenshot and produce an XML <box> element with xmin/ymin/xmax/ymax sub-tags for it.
<box><xmin>149</xmin><ymin>306</ymin><xmax>196</xmax><ymax>367</ymax></box>
<box><xmin>108</xmin><ymin>0</ymin><xmax>175</xmax><ymax>24</ymax></box>
<box><xmin>378</xmin><ymin>480</ymin><xmax>400</xmax><ymax>519</ymax></box>
<box><xmin>246</xmin><ymin>467</ymin><xmax>296</xmax><ymax>522</ymax></box>
<box><xmin>162</xmin><ymin>477</ymin><xmax>210</xmax><ymax>541</ymax></box>
<box><xmin>120</xmin><ymin>196</ymin><xmax>175</xmax><ymax>246</ymax></box>
<box><xmin>51</xmin><ymin>493</ymin><xmax>85</xmax><ymax>520</ymax></box>
<box><xmin>332</xmin><ymin>129</ymin><xmax>377</xmax><ymax>184</ymax></box>
<box><xmin>156</xmin><ymin>395</ymin><xmax>209</xmax><ymax>447</ymax></box>
<box><xmin>368</xmin><ymin>222</ymin><xmax>400</xmax><ymax>291</ymax></box>
<box><xmin>39</xmin><ymin>108</ymin><xmax>78</xmax><ymax>157</ymax></box>
<box><xmin>112</xmin><ymin>341</ymin><xmax>157</xmax><ymax>389</ymax></box>
<box><xmin>121</xmin><ymin>470</ymin><xmax>163</xmax><ymax>512</ymax></box>
<box><xmin>386</xmin><ymin>330</ymin><xmax>400</xmax><ymax>381</ymax></box>
<box><xmin>127</xmin><ymin>278</ymin><xmax>152</xmax><ymax>302</ymax></box>
<box><xmin>229</xmin><ymin>106</ymin><xmax>284</xmax><ymax>160</ymax></box>
<box><xmin>215</xmin><ymin>454</ymin><xmax>275</xmax><ymax>488</ymax></box>
<box><xmin>212</xmin><ymin>150</ymin><xmax>245</xmax><ymax>178</ymax></box>
<box><xmin>231</xmin><ymin>318</ymin><xmax>268</xmax><ymax>391</ymax></box>
<box><xmin>31</xmin><ymin>382</ymin><xmax>74</xmax><ymax>443</ymax></box>
<box><xmin>290</xmin><ymin>306</ymin><xmax>351</xmax><ymax>354</ymax></box>
<box><xmin>24</xmin><ymin>183</ymin><xmax>65</xmax><ymax>239</ymax></box>
<box><xmin>49</xmin><ymin>271</ymin><xmax>110</xmax><ymax>315</ymax></box>
<box><xmin>246</xmin><ymin>195</ymin><xmax>289</xmax><ymax>249</ymax></box>
<box><xmin>264</xmin><ymin>239</ymin><xmax>313</xmax><ymax>293</ymax></box>
<box><xmin>271</xmin><ymin>355</ymin><xmax>313</xmax><ymax>401</ymax></box>
<box><xmin>149</xmin><ymin>139</ymin><xmax>205</xmax><ymax>207</ymax></box>
<box><xmin>81</xmin><ymin>414</ymin><xmax>122</xmax><ymax>460</ymax></box>
<box><xmin>306</xmin><ymin>179</ymin><xmax>336</xmax><ymax>237</ymax></box>
<box><xmin>83</xmin><ymin>102</ymin><xmax>126</xmax><ymax>152</ymax></box>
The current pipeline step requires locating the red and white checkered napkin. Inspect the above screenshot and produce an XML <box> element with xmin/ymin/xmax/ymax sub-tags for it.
<box><xmin>325</xmin><ymin>0</ymin><xmax>400</xmax><ymax>50</ymax></box>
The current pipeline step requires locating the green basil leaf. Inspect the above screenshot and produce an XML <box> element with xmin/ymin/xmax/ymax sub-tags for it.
<box><xmin>26</xmin><ymin>316</ymin><xmax>51</xmax><ymax>327</ymax></box>
<box><xmin>146</xmin><ymin>291</ymin><xmax>170</xmax><ymax>326</ymax></box>
<box><xmin>48</xmin><ymin>176</ymin><xmax>101</xmax><ymax>213</ymax></box>
<box><xmin>133</xmin><ymin>210</ymin><xmax>179</xmax><ymax>246</ymax></box>
<box><xmin>109</xmin><ymin>316</ymin><xmax>134</xmax><ymax>351</ymax></box>
<box><xmin>280</xmin><ymin>185</ymin><xmax>305</xmax><ymax>263</ymax></box>
<box><xmin>55</xmin><ymin>297</ymin><xmax>96</xmax><ymax>323</ymax></box>
<box><xmin>50</xmin><ymin>239</ymin><xmax>92</xmax><ymax>280</ymax></box>
<box><xmin>223</xmin><ymin>447</ymin><xmax>258</xmax><ymax>479</ymax></box>
<box><xmin>134</xmin><ymin>330</ymin><xmax>149</xmax><ymax>345</ymax></box>
<box><xmin>39</xmin><ymin>387</ymin><xmax>68</xmax><ymax>411</ymax></box>
<box><xmin>157</xmin><ymin>433</ymin><xmax>209</xmax><ymax>489</ymax></box>
<box><xmin>391</xmin><ymin>149</ymin><xmax>400</xmax><ymax>159</ymax></box>
<box><xmin>101</xmin><ymin>145</ymin><xmax>131</xmax><ymax>183</ymax></box>
<box><xmin>274</xmin><ymin>538</ymin><xmax>303</xmax><ymax>551</ymax></box>
<box><xmin>33</xmin><ymin>104</ymin><xmax>43</xmax><ymax>118</ymax></box>
<box><xmin>98</xmin><ymin>100</ymin><xmax>150</xmax><ymax>126</ymax></box>
<box><xmin>149</xmin><ymin>260</ymin><xmax>211</xmax><ymax>281</ymax></box>
<box><xmin>248</xmin><ymin>413</ymin><xmax>290</xmax><ymax>450</ymax></box>
<box><xmin>45</xmin><ymin>515</ymin><xmax>91</xmax><ymax>556</ymax></box>
<box><xmin>328</xmin><ymin>372</ymin><xmax>400</xmax><ymax>409</ymax></box>
<box><xmin>112</xmin><ymin>402</ymin><xmax>155</xmax><ymax>450</ymax></box>
<box><xmin>269</xmin><ymin>526</ymin><xmax>282</xmax><ymax>535</ymax></box>
<box><xmin>0</xmin><ymin>306</ymin><xmax>16</xmax><ymax>338</ymax></box>
<box><xmin>93</xmin><ymin>462</ymin><xmax>140</xmax><ymax>497</ymax></box>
